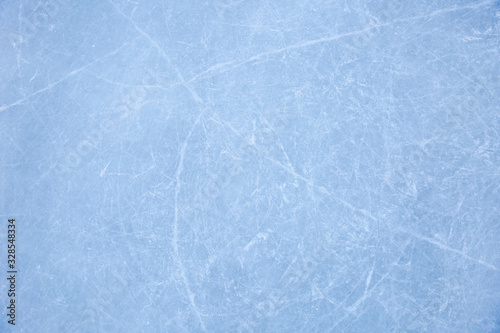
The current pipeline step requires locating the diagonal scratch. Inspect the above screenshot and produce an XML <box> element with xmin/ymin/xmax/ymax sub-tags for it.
<box><xmin>107</xmin><ymin>0</ymin><xmax>203</xmax><ymax>104</ymax></box>
<box><xmin>0</xmin><ymin>42</ymin><xmax>131</xmax><ymax>113</ymax></box>
<box><xmin>398</xmin><ymin>228</ymin><xmax>499</xmax><ymax>271</ymax></box>
<box><xmin>186</xmin><ymin>0</ymin><xmax>495</xmax><ymax>83</ymax></box>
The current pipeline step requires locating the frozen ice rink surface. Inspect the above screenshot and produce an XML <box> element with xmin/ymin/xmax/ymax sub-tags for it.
<box><xmin>1</xmin><ymin>0</ymin><xmax>499</xmax><ymax>332</ymax></box>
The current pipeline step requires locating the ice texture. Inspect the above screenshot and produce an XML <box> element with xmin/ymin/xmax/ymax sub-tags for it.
<box><xmin>0</xmin><ymin>0</ymin><xmax>499</xmax><ymax>332</ymax></box>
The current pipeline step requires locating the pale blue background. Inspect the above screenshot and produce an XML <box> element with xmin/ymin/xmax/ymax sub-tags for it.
<box><xmin>1</xmin><ymin>0</ymin><xmax>499</xmax><ymax>332</ymax></box>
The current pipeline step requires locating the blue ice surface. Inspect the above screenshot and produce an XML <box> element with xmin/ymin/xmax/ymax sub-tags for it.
<box><xmin>0</xmin><ymin>0</ymin><xmax>499</xmax><ymax>332</ymax></box>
